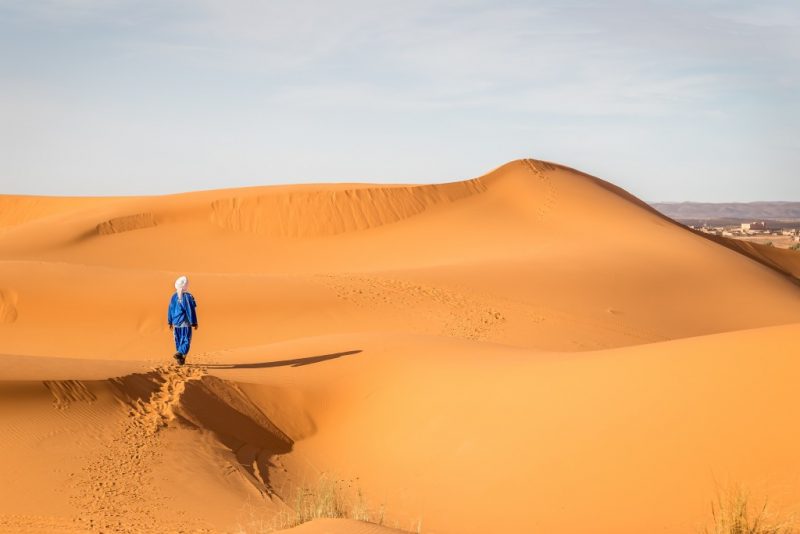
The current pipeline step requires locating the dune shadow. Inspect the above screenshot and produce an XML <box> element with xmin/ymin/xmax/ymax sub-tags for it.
<box><xmin>201</xmin><ymin>349</ymin><xmax>362</xmax><ymax>370</ymax></box>
<box><xmin>65</xmin><ymin>226</ymin><xmax>100</xmax><ymax>245</ymax></box>
<box><xmin>106</xmin><ymin>370</ymin><xmax>298</xmax><ymax>497</ymax></box>
<box><xmin>178</xmin><ymin>375</ymin><xmax>293</xmax><ymax>495</ymax></box>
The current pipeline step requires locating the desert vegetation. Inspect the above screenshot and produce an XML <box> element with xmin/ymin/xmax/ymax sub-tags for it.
<box><xmin>705</xmin><ymin>487</ymin><xmax>796</xmax><ymax>534</ymax></box>
<box><xmin>234</xmin><ymin>475</ymin><xmax>411</xmax><ymax>533</ymax></box>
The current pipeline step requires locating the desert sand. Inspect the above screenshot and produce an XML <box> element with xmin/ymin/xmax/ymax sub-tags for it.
<box><xmin>0</xmin><ymin>159</ymin><xmax>798</xmax><ymax>533</ymax></box>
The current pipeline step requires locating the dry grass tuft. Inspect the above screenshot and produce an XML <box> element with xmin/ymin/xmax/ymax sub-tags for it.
<box><xmin>239</xmin><ymin>474</ymin><xmax>404</xmax><ymax>533</ymax></box>
<box><xmin>291</xmin><ymin>475</ymin><xmax>346</xmax><ymax>525</ymax></box>
<box><xmin>704</xmin><ymin>486</ymin><xmax>796</xmax><ymax>534</ymax></box>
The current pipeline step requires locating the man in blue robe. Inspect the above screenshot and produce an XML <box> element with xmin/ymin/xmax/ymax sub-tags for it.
<box><xmin>167</xmin><ymin>275</ymin><xmax>198</xmax><ymax>365</ymax></box>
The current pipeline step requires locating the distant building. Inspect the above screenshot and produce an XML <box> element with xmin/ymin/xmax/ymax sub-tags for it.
<box><xmin>741</xmin><ymin>221</ymin><xmax>767</xmax><ymax>232</ymax></box>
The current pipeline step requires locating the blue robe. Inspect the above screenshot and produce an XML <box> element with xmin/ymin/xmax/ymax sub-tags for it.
<box><xmin>168</xmin><ymin>292</ymin><xmax>197</xmax><ymax>355</ymax></box>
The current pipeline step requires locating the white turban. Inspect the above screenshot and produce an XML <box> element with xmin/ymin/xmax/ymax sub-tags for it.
<box><xmin>175</xmin><ymin>276</ymin><xmax>188</xmax><ymax>300</ymax></box>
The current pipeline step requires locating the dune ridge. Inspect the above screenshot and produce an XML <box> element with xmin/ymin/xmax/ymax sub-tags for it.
<box><xmin>702</xmin><ymin>232</ymin><xmax>800</xmax><ymax>281</ymax></box>
<box><xmin>209</xmin><ymin>178</ymin><xmax>487</xmax><ymax>237</ymax></box>
<box><xmin>0</xmin><ymin>196</ymin><xmax>101</xmax><ymax>230</ymax></box>
<box><xmin>0</xmin><ymin>365</ymin><xmax>294</xmax><ymax>533</ymax></box>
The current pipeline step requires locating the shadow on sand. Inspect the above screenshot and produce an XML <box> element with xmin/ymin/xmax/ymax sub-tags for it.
<box><xmin>201</xmin><ymin>349</ymin><xmax>362</xmax><ymax>370</ymax></box>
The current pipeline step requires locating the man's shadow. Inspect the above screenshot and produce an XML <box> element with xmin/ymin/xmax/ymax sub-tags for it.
<box><xmin>202</xmin><ymin>349</ymin><xmax>361</xmax><ymax>369</ymax></box>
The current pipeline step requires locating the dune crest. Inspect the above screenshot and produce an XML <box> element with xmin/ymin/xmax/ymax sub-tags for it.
<box><xmin>210</xmin><ymin>179</ymin><xmax>487</xmax><ymax>237</ymax></box>
<box><xmin>0</xmin><ymin>196</ymin><xmax>103</xmax><ymax>230</ymax></box>
<box><xmin>704</xmin><ymin>233</ymin><xmax>800</xmax><ymax>281</ymax></box>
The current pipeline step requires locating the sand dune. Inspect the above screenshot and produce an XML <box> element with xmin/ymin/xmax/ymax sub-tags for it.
<box><xmin>1</xmin><ymin>160</ymin><xmax>798</xmax><ymax>359</ymax></box>
<box><xmin>217</xmin><ymin>325</ymin><xmax>800</xmax><ymax>533</ymax></box>
<box><xmin>0</xmin><ymin>159</ymin><xmax>798</xmax><ymax>532</ymax></box>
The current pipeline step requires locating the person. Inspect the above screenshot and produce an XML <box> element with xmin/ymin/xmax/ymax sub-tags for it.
<box><xmin>167</xmin><ymin>275</ymin><xmax>198</xmax><ymax>365</ymax></box>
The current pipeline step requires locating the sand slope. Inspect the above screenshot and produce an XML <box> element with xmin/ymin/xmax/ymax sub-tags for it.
<box><xmin>1</xmin><ymin>160</ymin><xmax>798</xmax><ymax>359</ymax></box>
<box><xmin>0</xmin><ymin>159</ymin><xmax>798</xmax><ymax>533</ymax></box>
<box><xmin>205</xmin><ymin>325</ymin><xmax>800</xmax><ymax>533</ymax></box>
<box><xmin>705</xmin><ymin>233</ymin><xmax>800</xmax><ymax>279</ymax></box>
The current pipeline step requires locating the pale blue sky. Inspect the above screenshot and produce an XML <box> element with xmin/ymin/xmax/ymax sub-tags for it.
<box><xmin>0</xmin><ymin>0</ymin><xmax>798</xmax><ymax>201</ymax></box>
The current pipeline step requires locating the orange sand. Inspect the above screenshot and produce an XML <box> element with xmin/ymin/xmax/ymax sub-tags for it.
<box><xmin>0</xmin><ymin>159</ymin><xmax>798</xmax><ymax>533</ymax></box>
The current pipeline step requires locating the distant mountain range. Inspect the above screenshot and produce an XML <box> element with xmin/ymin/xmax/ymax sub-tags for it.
<box><xmin>650</xmin><ymin>202</ymin><xmax>800</xmax><ymax>221</ymax></box>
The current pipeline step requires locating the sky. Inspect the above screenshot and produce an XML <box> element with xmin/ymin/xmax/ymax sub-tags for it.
<box><xmin>0</xmin><ymin>0</ymin><xmax>798</xmax><ymax>201</ymax></box>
